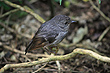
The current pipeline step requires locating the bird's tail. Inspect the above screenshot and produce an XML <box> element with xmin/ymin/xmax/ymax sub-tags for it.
<box><xmin>25</xmin><ymin>37</ymin><xmax>47</xmax><ymax>55</ymax></box>
<box><xmin>25</xmin><ymin>40</ymin><xmax>33</xmax><ymax>55</ymax></box>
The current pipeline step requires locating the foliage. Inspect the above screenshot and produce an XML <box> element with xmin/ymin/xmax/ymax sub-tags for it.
<box><xmin>0</xmin><ymin>2</ymin><xmax>11</xmax><ymax>10</ymax></box>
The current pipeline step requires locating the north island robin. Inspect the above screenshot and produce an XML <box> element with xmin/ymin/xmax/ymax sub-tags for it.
<box><xmin>25</xmin><ymin>15</ymin><xmax>76</xmax><ymax>54</ymax></box>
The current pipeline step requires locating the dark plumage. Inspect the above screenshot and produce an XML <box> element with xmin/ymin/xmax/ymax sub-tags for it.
<box><xmin>25</xmin><ymin>15</ymin><xmax>75</xmax><ymax>54</ymax></box>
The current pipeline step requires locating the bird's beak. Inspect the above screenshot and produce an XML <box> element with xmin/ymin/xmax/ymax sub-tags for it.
<box><xmin>71</xmin><ymin>21</ymin><xmax>76</xmax><ymax>23</ymax></box>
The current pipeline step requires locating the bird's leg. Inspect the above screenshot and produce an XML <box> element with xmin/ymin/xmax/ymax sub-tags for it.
<box><xmin>55</xmin><ymin>46</ymin><xmax>59</xmax><ymax>54</ymax></box>
<box><xmin>49</xmin><ymin>46</ymin><xmax>59</xmax><ymax>55</ymax></box>
<box><xmin>44</xmin><ymin>42</ymin><xmax>59</xmax><ymax>54</ymax></box>
<box><xmin>43</xmin><ymin>47</ymin><xmax>52</xmax><ymax>55</ymax></box>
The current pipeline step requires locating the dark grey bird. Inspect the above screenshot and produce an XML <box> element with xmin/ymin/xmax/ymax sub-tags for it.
<box><xmin>25</xmin><ymin>15</ymin><xmax>75</xmax><ymax>54</ymax></box>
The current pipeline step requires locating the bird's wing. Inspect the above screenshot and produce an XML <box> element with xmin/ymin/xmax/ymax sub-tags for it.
<box><xmin>50</xmin><ymin>31</ymin><xmax>68</xmax><ymax>45</ymax></box>
<box><xmin>25</xmin><ymin>36</ymin><xmax>48</xmax><ymax>54</ymax></box>
<box><xmin>43</xmin><ymin>31</ymin><xmax>68</xmax><ymax>48</ymax></box>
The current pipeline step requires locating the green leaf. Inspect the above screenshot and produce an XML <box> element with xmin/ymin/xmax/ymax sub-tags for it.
<box><xmin>98</xmin><ymin>0</ymin><xmax>101</xmax><ymax>4</ymax></box>
<box><xmin>54</xmin><ymin>0</ymin><xmax>62</xmax><ymax>5</ymax></box>
<box><xmin>64</xmin><ymin>1</ymin><xmax>70</xmax><ymax>8</ymax></box>
<box><xmin>60</xmin><ymin>0</ymin><xmax>62</xmax><ymax>5</ymax></box>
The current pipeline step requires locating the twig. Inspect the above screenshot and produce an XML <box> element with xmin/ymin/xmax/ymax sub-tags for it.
<box><xmin>69</xmin><ymin>0</ymin><xmax>89</xmax><ymax>8</ymax></box>
<box><xmin>0</xmin><ymin>9</ymin><xmax>19</xmax><ymax>18</ymax></box>
<box><xmin>89</xmin><ymin>0</ymin><xmax>110</xmax><ymax>22</ymax></box>
<box><xmin>98</xmin><ymin>26</ymin><xmax>110</xmax><ymax>41</ymax></box>
<box><xmin>0</xmin><ymin>22</ymin><xmax>15</xmax><ymax>33</ymax></box>
<box><xmin>0</xmin><ymin>22</ymin><xmax>31</xmax><ymax>38</ymax></box>
<box><xmin>0</xmin><ymin>48</ymin><xmax>110</xmax><ymax>73</ymax></box>
<box><xmin>0</xmin><ymin>42</ymin><xmax>49</xmax><ymax>58</ymax></box>
<box><xmin>3</xmin><ymin>0</ymin><xmax>45</xmax><ymax>23</ymax></box>
<box><xmin>56</xmin><ymin>61</ymin><xmax>61</xmax><ymax>73</ymax></box>
<box><xmin>33</xmin><ymin>62</ymin><xmax>48</xmax><ymax>73</ymax></box>
<box><xmin>21</xmin><ymin>55</ymin><xmax>32</xmax><ymax>62</ymax></box>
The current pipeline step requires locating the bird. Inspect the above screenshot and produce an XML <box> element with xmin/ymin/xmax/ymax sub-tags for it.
<box><xmin>25</xmin><ymin>15</ymin><xmax>76</xmax><ymax>54</ymax></box>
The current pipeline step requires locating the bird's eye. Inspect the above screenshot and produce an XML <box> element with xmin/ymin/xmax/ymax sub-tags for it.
<box><xmin>65</xmin><ymin>22</ymin><xmax>68</xmax><ymax>25</ymax></box>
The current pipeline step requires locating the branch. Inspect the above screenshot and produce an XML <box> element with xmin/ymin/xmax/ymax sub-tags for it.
<box><xmin>0</xmin><ymin>48</ymin><xmax>110</xmax><ymax>73</ymax></box>
<box><xmin>73</xmin><ymin>49</ymin><xmax>110</xmax><ymax>62</ymax></box>
<box><xmin>3</xmin><ymin>0</ymin><xmax>45</xmax><ymax>23</ymax></box>
<box><xmin>59</xmin><ymin>43</ymin><xmax>104</xmax><ymax>55</ymax></box>
<box><xmin>89</xmin><ymin>0</ymin><xmax>110</xmax><ymax>22</ymax></box>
